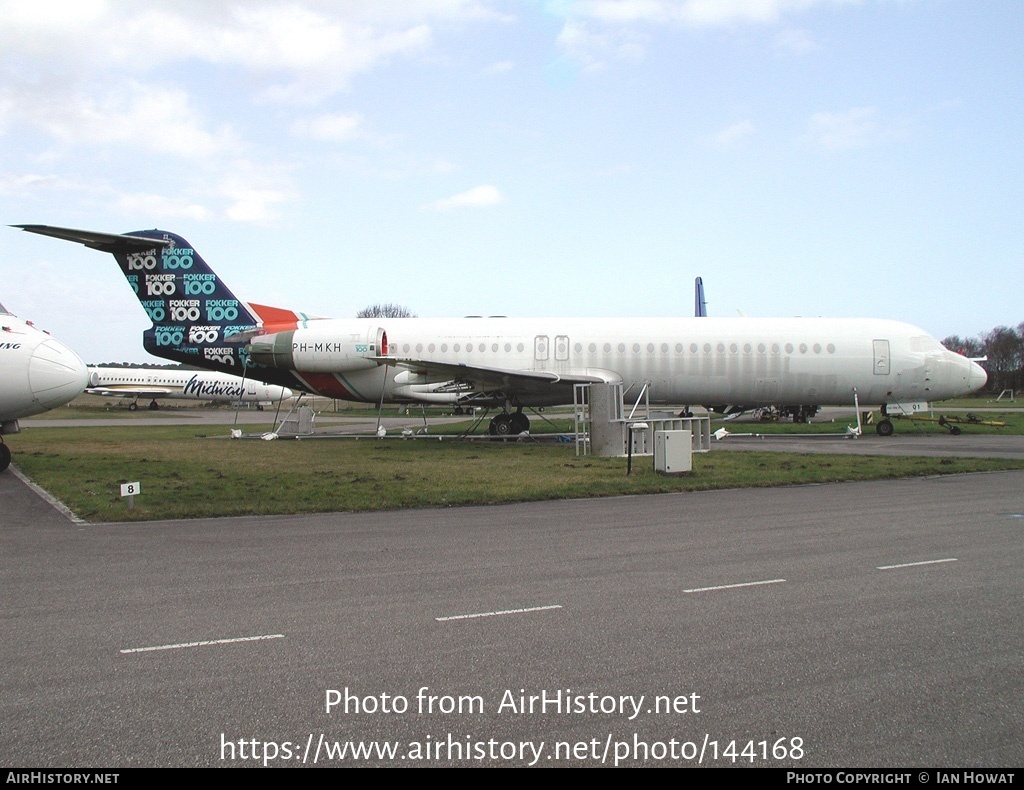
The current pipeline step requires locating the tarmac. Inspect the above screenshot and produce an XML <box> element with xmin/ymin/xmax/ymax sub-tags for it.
<box><xmin>2</xmin><ymin>409</ymin><xmax>1022</xmax><ymax>767</ymax></box>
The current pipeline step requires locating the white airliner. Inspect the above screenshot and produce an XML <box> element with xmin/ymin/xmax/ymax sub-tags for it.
<box><xmin>0</xmin><ymin>300</ymin><xmax>89</xmax><ymax>472</ymax></box>
<box><xmin>87</xmin><ymin>367</ymin><xmax>292</xmax><ymax>410</ymax></box>
<box><xmin>16</xmin><ymin>225</ymin><xmax>988</xmax><ymax>437</ymax></box>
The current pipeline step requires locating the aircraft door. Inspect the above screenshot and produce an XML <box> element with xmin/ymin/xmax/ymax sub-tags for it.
<box><xmin>554</xmin><ymin>335</ymin><xmax>569</xmax><ymax>362</ymax></box>
<box><xmin>534</xmin><ymin>335</ymin><xmax>549</xmax><ymax>362</ymax></box>
<box><xmin>873</xmin><ymin>340</ymin><xmax>890</xmax><ymax>375</ymax></box>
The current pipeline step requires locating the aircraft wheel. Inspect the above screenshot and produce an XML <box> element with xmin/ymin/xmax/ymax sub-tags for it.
<box><xmin>0</xmin><ymin>443</ymin><xmax>11</xmax><ymax>473</ymax></box>
<box><xmin>128</xmin><ymin>402</ymin><xmax>138</xmax><ymax>411</ymax></box>
<box><xmin>876</xmin><ymin>419</ymin><xmax>894</xmax><ymax>437</ymax></box>
<box><xmin>509</xmin><ymin>412</ymin><xmax>530</xmax><ymax>434</ymax></box>
<box><xmin>489</xmin><ymin>414</ymin><xmax>513</xmax><ymax>436</ymax></box>
<box><xmin>148</xmin><ymin>401</ymin><xmax>160</xmax><ymax>411</ymax></box>
<box><xmin>950</xmin><ymin>426</ymin><xmax>962</xmax><ymax>436</ymax></box>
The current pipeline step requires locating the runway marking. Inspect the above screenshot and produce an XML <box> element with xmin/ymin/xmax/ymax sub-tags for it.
<box><xmin>683</xmin><ymin>578</ymin><xmax>786</xmax><ymax>594</ymax></box>
<box><xmin>436</xmin><ymin>605</ymin><xmax>562</xmax><ymax>622</ymax></box>
<box><xmin>876</xmin><ymin>558</ymin><xmax>958</xmax><ymax>570</ymax></box>
<box><xmin>120</xmin><ymin>634</ymin><xmax>285</xmax><ymax>654</ymax></box>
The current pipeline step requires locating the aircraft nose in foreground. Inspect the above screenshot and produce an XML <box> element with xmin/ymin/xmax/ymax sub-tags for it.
<box><xmin>30</xmin><ymin>338</ymin><xmax>89</xmax><ymax>409</ymax></box>
<box><xmin>968</xmin><ymin>359</ymin><xmax>988</xmax><ymax>393</ymax></box>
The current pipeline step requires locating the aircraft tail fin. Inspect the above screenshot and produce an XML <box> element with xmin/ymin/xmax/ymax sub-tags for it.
<box><xmin>14</xmin><ymin>225</ymin><xmax>292</xmax><ymax>373</ymax></box>
<box><xmin>694</xmin><ymin>276</ymin><xmax>708</xmax><ymax>317</ymax></box>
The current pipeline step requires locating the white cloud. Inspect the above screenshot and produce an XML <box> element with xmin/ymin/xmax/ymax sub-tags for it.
<box><xmin>712</xmin><ymin>119</ymin><xmax>755</xmax><ymax>147</ymax></box>
<box><xmin>552</xmin><ymin>1</ymin><xmax>848</xmax><ymax>68</ymax></box>
<box><xmin>3</xmin><ymin>81</ymin><xmax>237</xmax><ymax>159</ymax></box>
<box><xmin>774</xmin><ymin>27</ymin><xmax>818</xmax><ymax>54</ymax></box>
<box><xmin>290</xmin><ymin>112</ymin><xmax>364</xmax><ymax>142</ymax></box>
<box><xmin>806</xmin><ymin>106</ymin><xmax>883</xmax><ymax>150</ymax></box>
<box><xmin>0</xmin><ymin>4</ymin><xmax>503</xmax><ymax>107</ymax></box>
<box><xmin>208</xmin><ymin>160</ymin><xmax>296</xmax><ymax>223</ymax></box>
<box><xmin>566</xmin><ymin>0</ymin><xmax>843</xmax><ymax>27</ymax></box>
<box><xmin>557</xmin><ymin>20</ymin><xmax>646</xmax><ymax>71</ymax></box>
<box><xmin>422</xmin><ymin>184</ymin><xmax>504</xmax><ymax>211</ymax></box>
<box><xmin>482</xmin><ymin>60</ymin><xmax>516</xmax><ymax>75</ymax></box>
<box><xmin>114</xmin><ymin>192</ymin><xmax>212</xmax><ymax>221</ymax></box>
<box><xmin>0</xmin><ymin>172</ymin><xmax>78</xmax><ymax>195</ymax></box>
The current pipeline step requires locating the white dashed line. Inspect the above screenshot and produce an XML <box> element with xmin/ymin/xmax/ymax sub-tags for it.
<box><xmin>120</xmin><ymin>633</ymin><xmax>285</xmax><ymax>654</ymax></box>
<box><xmin>436</xmin><ymin>605</ymin><xmax>562</xmax><ymax>622</ymax></box>
<box><xmin>683</xmin><ymin>578</ymin><xmax>786</xmax><ymax>594</ymax></box>
<box><xmin>876</xmin><ymin>558</ymin><xmax>958</xmax><ymax>570</ymax></box>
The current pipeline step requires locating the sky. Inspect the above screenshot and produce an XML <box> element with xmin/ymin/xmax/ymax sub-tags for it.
<box><xmin>1</xmin><ymin>0</ymin><xmax>1021</xmax><ymax>364</ymax></box>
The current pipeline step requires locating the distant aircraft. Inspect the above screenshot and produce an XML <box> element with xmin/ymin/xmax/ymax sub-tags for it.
<box><xmin>16</xmin><ymin>225</ymin><xmax>988</xmax><ymax>437</ymax></box>
<box><xmin>694</xmin><ymin>277</ymin><xmax>707</xmax><ymax>318</ymax></box>
<box><xmin>0</xmin><ymin>300</ymin><xmax>88</xmax><ymax>472</ymax></box>
<box><xmin>87</xmin><ymin>367</ymin><xmax>292</xmax><ymax>410</ymax></box>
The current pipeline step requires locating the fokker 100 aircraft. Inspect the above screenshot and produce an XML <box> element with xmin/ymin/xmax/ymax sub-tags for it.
<box><xmin>87</xmin><ymin>367</ymin><xmax>292</xmax><ymax>410</ymax></box>
<box><xmin>1</xmin><ymin>300</ymin><xmax>89</xmax><ymax>471</ymax></box>
<box><xmin>16</xmin><ymin>225</ymin><xmax>988</xmax><ymax>437</ymax></box>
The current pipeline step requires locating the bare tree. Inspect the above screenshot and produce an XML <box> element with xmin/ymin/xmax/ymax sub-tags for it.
<box><xmin>356</xmin><ymin>303</ymin><xmax>416</xmax><ymax>318</ymax></box>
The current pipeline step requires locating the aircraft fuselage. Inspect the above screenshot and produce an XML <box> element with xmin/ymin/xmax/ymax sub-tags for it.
<box><xmin>264</xmin><ymin>315</ymin><xmax>986</xmax><ymax>408</ymax></box>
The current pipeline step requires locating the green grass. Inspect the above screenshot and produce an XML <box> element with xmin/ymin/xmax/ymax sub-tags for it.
<box><xmin>8</xmin><ymin>424</ymin><xmax>1024</xmax><ymax>523</ymax></box>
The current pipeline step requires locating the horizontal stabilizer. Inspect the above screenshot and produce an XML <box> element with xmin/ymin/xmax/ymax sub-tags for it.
<box><xmin>13</xmin><ymin>225</ymin><xmax>171</xmax><ymax>253</ymax></box>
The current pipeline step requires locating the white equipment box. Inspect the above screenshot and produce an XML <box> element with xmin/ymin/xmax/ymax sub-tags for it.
<box><xmin>654</xmin><ymin>430</ymin><xmax>692</xmax><ymax>475</ymax></box>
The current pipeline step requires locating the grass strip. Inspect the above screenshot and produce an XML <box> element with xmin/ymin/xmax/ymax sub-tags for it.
<box><xmin>7</xmin><ymin>425</ymin><xmax>1023</xmax><ymax>523</ymax></box>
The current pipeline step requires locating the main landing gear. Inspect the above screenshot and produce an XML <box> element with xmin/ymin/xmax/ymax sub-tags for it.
<box><xmin>488</xmin><ymin>409</ymin><xmax>530</xmax><ymax>436</ymax></box>
<box><xmin>127</xmin><ymin>400</ymin><xmax>160</xmax><ymax>411</ymax></box>
<box><xmin>0</xmin><ymin>440</ymin><xmax>11</xmax><ymax>473</ymax></box>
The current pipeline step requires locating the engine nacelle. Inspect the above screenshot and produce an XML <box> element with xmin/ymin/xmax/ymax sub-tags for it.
<box><xmin>248</xmin><ymin>323</ymin><xmax>388</xmax><ymax>373</ymax></box>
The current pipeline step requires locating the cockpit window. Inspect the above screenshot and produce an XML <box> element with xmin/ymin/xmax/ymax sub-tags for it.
<box><xmin>910</xmin><ymin>335</ymin><xmax>944</xmax><ymax>353</ymax></box>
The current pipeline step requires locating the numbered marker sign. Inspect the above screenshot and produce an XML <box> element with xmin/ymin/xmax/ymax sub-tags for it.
<box><xmin>120</xmin><ymin>482</ymin><xmax>141</xmax><ymax>497</ymax></box>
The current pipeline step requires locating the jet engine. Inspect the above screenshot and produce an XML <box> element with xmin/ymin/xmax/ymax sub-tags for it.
<box><xmin>248</xmin><ymin>323</ymin><xmax>388</xmax><ymax>373</ymax></box>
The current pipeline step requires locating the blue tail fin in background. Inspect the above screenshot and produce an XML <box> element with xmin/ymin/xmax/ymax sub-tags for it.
<box><xmin>694</xmin><ymin>276</ymin><xmax>708</xmax><ymax>317</ymax></box>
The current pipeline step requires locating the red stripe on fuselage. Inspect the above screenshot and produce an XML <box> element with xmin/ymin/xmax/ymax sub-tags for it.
<box><xmin>292</xmin><ymin>372</ymin><xmax>355</xmax><ymax>400</ymax></box>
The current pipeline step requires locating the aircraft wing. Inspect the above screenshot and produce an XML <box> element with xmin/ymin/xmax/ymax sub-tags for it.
<box><xmin>13</xmin><ymin>225</ymin><xmax>171</xmax><ymax>252</ymax></box>
<box><xmin>383</xmin><ymin>357</ymin><xmax>620</xmax><ymax>402</ymax></box>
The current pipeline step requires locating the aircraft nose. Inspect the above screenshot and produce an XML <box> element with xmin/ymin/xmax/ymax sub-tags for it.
<box><xmin>30</xmin><ymin>338</ymin><xmax>89</xmax><ymax>409</ymax></box>
<box><xmin>968</xmin><ymin>360</ymin><xmax>988</xmax><ymax>393</ymax></box>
